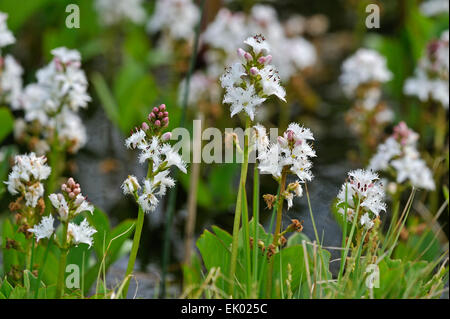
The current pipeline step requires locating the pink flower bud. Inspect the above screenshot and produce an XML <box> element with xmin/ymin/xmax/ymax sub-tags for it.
<box><xmin>69</xmin><ymin>192</ymin><xmax>75</xmax><ymax>199</ymax></box>
<box><xmin>73</xmin><ymin>188</ymin><xmax>81</xmax><ymax>195</ymax></box>
<box><xmin>257</xmin><ymin>56</ymin><xmax>266</xmax><ymax>64</ymax></box>
<box><xmin>158</xmin><ymin>112</ymin><xmax>164</xmax><ymax>118</ymax></box>
<box><xmin>265</xmin><ymin>55</ymin><xmax>272</xmax><ymax>64</ymax></box>
<box><xmin>286</xmin><ymin>130</ymin><xmax>295</xmax><ymax>141</ymax></box>
<box><xmin>148</xmin><ymin>112</ymin><xmax>155</xmax><ymax>120</ymax></box>
<box><xmin>159</xmin><ymin>104</ymin><xmax>166</xmax><ymax>111</ymax></box>
<box><xmin>244</xmin><ymin>52</ymin><xmax>252</xmax><ymax>61</ymax></box>
<box><xmin>61</xmin><ymin>184</ymin><xmax>67</xmax><ymax>191</ymax></box>
<box><xmin>237</xmin><ymin>48</ymin><xmax>246</xmax><ymax>58</ymax></box>
<box><xmin>163</xmin><ymin>117</ymin><xmax>169</xmax><ymax>123</ymax></box>
<box><xmin>67</xmin><ymin>178</ymin><xmax>75</xmax><ymax>188</ymax></box>
<box><xmin>161</xmin><ymin>132</ymin><xmax>172</xmax><ymax>141</ymax></box>
<box><xmin>249</xmin><ymin>67</ymin><xmax>259</xmax><ymax>76</ymax></box>
<box><xmin>142</xmin><ymin>122</ymin><xmax>149</xmax><ymax>131</ymax></box>
<box><xmin>153</xmin><ymin>107</ymin><xmax>159</xmax><ymax>113</ymax></box>
<box><xmin>155</xmin><ymin>120</ymin><xmax>161</xmax><ymax>127</ymax></box>
<box><xmin>163</xmin><ymin>111</ymin><xmax>169</xmax><ymax>117</ymax></box>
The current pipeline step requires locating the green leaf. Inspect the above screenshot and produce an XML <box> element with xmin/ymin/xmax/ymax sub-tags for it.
<box><xmin>0</xmin><ymin>108</ymin><xmax>14</xmax><ymax>143</ymax></box>
<box><xmin>91</xmin><ymin>72</ymin><xmax>121</xmax><ymax>129</ymax></box>
<box><xmin>0</xmin><ymin>277</ymin><xmax>13</xmax><ymax>297</ymax></box>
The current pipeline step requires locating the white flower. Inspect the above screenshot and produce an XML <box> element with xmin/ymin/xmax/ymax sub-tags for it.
<box><xmin>360</xmin><ymin>213</ymin><xmax>374</xmax><ymax>230</ymax></box>
<box><xmin>0</xmin><ymin>55</ymin><xmax>23</xmax><ymax>109</ymax></box>
<box><xmin>391</xmin><ymin>157</ymin><xmax>435</xmax><ymax>190</ymax></box>
<box><xmin>368</xmin><ymin>122</ymin><xmax>435</xmax><ymax>190</ymax></box>
<box><xmin>258</xmin><ymin>123</ymin><xmax>316</xmax><ymax>182</ymax></box>
<box><xmin>368</xmin><ymin>137</ymin><xmax>402</xmax><ymax>171</ymax></box>
<box><xmin>24</xmin><ymin>182</ymin><xmax>44</xmax><ymax>208</ymax></box>
<box><xmin>121</xmin><ymin>175</ymin><xmax>141</xmax><ymax>195</ymax></box>
<box><xmin>68</xmin><ymin>219</ymin><xmax>97</xmax><ymax>247</ymax></box>
<box><xmin>51</xmin><ymin>47</ymin><xmax>81</xmax><ymax>64</ymax></box>
<box><xmin>5</xmin><ymin>153</ymin><xmax>51</xmax><ymax>206</ymax></box>
<box><xmin>223</xmin><ymin>85</ymin><xmax>266</xmax><ymax>120</ymax></box>
<box><xmin>202</xmin><ymin>8</ymin><xmax>248</xmax><ymax>56</ymax></box>
<box><xmin>0</xmin><ymin>12</ymin><xmax>14</xmax><ymax>48</ymax></box>
<box><xmin>339</xmin><ymin>48</ymin><xmax>392</xmax><ymax>97</ymax></box>
<box><xmin>95</xmin><ymin>0</ymin><xmax>146</xmax><ymax>26</ymax></box>
<box><xmin>73</xmin><ymin>194</ymin><xmax>94</xmax><ymax>215</ymax></box>
<box><xmin>153</xmin><ymin>170</ymin><xmax>175</xmax><ymax>196</ymax></box>
<box><xmin>138</xmin><ymin>136</ymin><xmax>162</xmax><ymax>165</ymax></box>
<box><xmin>147</xmin><ymin>0</ymin><xmax>199</xmax><ymax>40</ymax></box>
<box><xmin>420</xmin><ymin>0</ymin><xmax>449</xmax><ymax>16</ymax></box>
<box><xmin>244</xmin><ymin>35</ymin><xmax>271</xmax><ymax>55</ymax></box>
<box><xmin>253</xmin><ymin>124</ymin><xmax>270</xmax><ymax>152</ymax></box>
<box><xmin>125</xmin><ymin>129</ymin><xmax>147</xmax><ymax>149</ymax></box>
<box><xmin>179</xmin><ymin>72</ymin><xmax>221</xmax><ymax>108</ymax></box>
<box><xmin>336</xmin><ymin>169</ymin><xmax>386</xmax><ymax>229</ymax></box>
<box><xmin>162</xmin><ymin>144</ymin><xmax>187</xmax><ymax>173</ymax></box>
<box><xmin>258</xmin><ymin>65</ymin><xmax>286</xmax><ymax>102</ymax></box>
<box><xmin>404</xmin><ymin>30</ymin><xmax>449</xmax><ymax>109</ymax></box>
<box><xmin>28</xmin><ymin>215</ymin><xmax>55</xmax><ymax>242</ymax></box>
<box><xmin>49</xmin><ymin>193</ymin><xmax>70</xmax><ymax>221</ymax></box>
<box><xmin>54</xmin><ymin>109</ymin><xmax>87</xmax><ymax>153</ymax></box>
<box><xmin>220</xmin><ymin>63</ymin><xmax>245</xmax><ymax>89</ymax></box>
<box><xmin>137</xmin><ymin>179</ymin><xmax>159</xmax><ymax>213</ymax></box>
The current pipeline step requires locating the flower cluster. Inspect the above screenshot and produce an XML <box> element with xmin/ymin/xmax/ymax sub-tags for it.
<box><xmin>203</xmin><ymin>5</ymin><xmax>318</xmax><ymax>81</ymax></box>
<box><xmin>14</xmin><ymin>47</ymin><xmax>91</xmax><ymax>154</ymax></box>
<box><xmin>0</xmin><ymin>12</ymin><xmax>23</xmax><ymax>110</ymax></box>
<box><xmin>0</xmin><ymin>11</ymin><xmax>14</xmax><ymax>48</ymax></box>
<box><xmin>256</xmin><ymin>123</ymin><xmax>316</xmax><ymax>209</ymax></box>
<box><xmin>220</xmin><ymin>34</ymin><xmax>286</xmax><ymax>120</ymax></box>
<box><xmin>5</xmin><ymin>153</ymin><xmax>51</xmax><ymax>208</ymax></box>
<box><xmin>28</xmin><ymin>177</ymin><xmax>96</xmax><ymax>247</ymax></box>
<box><xmin>336</xmin><ymin>169</ymin><xmax>386</xmax><ymax>230</ymax></box>
<box><xmin>368</xmin><ymin>122</ymin><xmax>435</xmax><ymax>191</ymax></box>
<box><xmin>420</xmin><ymin>0</ymin><xmax>449</xmax><ymax>17</ymax></box>
<box><xmin>339</xmin><ymin>48</ymin><xmax>392</xmax><ymax>97</ymax></box>
<box><xmin>178</xmin><ymin>72</ymin><xmax>221</xmax><ymax>113</ymax></box>
<box><xmin>94</xmin><ymin>0</ymin><xmax>146</xmax><ymax>26</ymax></box>
<box><xmin>147</xmin><ymin>0</ymin><xmax>199</xmax><ymax>48</ymax></box>
<box><xmin>122</xmin><ymin>104</ymin><xmax>187</xmax><ymax>213</ymax></box>
<box><xmin>404</xmin><ymin>30</ymin><xmax>449</xmax><ymax>109</ymax></box>
<box><xmin>339</xmin><ymin>48</ymin><xmax>394</xmax><ymax>148</ymax></box>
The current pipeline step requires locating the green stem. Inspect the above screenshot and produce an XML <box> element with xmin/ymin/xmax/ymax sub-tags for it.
<box><xmin>266</xmin><ymin>169</ymin><xmax>288</xmax><ymax>298</ymax></box>
<box><xmin>228</xmin><ymin>117</ymin><xmax>251</xmax><ymax>296</ymax></box>
<box><xmin>55</xmin><ymin>221</ymin><xmax>68</xmax><ymax>299</ymax></box>
<box><xmin>34</xmin><ymin>238</ymin><xmax>52</xmax><ymax>299</ymax></box>
<box><xmin>241</xmin><ymin>188</ymin><xmax>252</xmax><ymax>297</ymax></box>
<box><xmin>122</xmin><ymin>205</ymin><xmax>145</xmax><ymax>298</ymax></box>
<box><xmin>338</xmin><ymin>197</ymin><xmax>361</xmax><ymax>293</ymax></box>
<box><xmin>338</xmin><ymin>183</ymin><xmax>349</xmax><ymax>281</ymax></box>
<box><xmin>29</xmin><ymin>239</ymin><xmax>35</xmax><ymax>271</ymax></box>
<box><xmin>252</xmin><ymin>165</ymin><xmax>259</xmax><ymax>285</ymax></box>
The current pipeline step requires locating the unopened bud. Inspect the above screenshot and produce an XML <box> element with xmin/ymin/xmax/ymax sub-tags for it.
<box><xmin>161</xmin><ymin>132</ymin><xmax>172</xmax><ymax>141</ymax></box>
<box><xmin>155</xmin><ymin>120</ymin><xmax>161</xmax><ymax>127</ymax></box>
<box><xmin>159</xmin><ymin>104</ymin><xmax>166</xmax><ymax>111</ymax></box>
<box><xmin>249</xmin><ymin>67</ymin><xmax>259</xmax><ymax>76</ymax></box>
<box><xmin>142</xmin><ymin>122</ymin><xmax>149</xmax><ymax>131</ymax></box>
